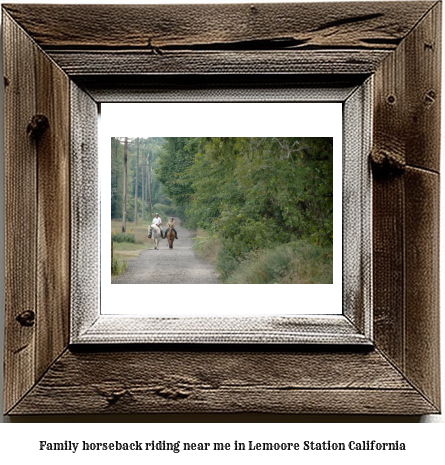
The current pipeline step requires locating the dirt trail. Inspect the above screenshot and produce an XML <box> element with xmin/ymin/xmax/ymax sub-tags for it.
<box><xmin>113</xmin><ymin>221</ymin><xmax>220</xmax><ymax>284</ymax></box>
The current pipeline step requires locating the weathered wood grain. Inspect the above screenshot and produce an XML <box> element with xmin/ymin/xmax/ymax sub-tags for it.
<box><xmin>371</xmin><ymin>3</ymin><xmax>441</xmax><ymax>411</ymax></box>
<box><xmin>342</xmin><ymin>81</ymin><xmax>372</xmax><ymax>336</ymax></box>
<box><xmin>372</xmin><ymin>174</ymin><xmax>405</xmax><ymax>370</ymax></box>
<box><xmin>75</xmin><ymin>75</ymin><xmax>364</xmax><ymax>103</ymax></box>
<box><xmin>404</xmin><ymin>2</ymin><xmax>441</xmax><ymax>172</ymax></box>
<box><xmin>9</xmin><ymin>349</ymin><xmax>437</xmax><ymax>415</ymax></box>
<box><xmin>3</xmin><ymin>11</ymin><xmax>71</xmax><ymax>412</ymax></box>
<box><xmin>372</xmin><ymin>35</ymin><xmax>405</xmax><ymax>370</ymax></box>
<box><xmin>404</xmin><ymin>167</ymin><xmax>440</xmax><ymax>409</ymax></box>
<box><xmin>34</xmin><ymin>46</ymin><xmax>71</xmax><ymax>380</ymax></box>
<box><xmin>372</xmin><ymin>1</ymin><xmax>440</xmax><ymax>173</ymax></box>
<box><xmin>3</xmin><ymin>2</ymin><xmax>441</xmax><ymax>416</ymax></box>
<box><xmin>47</xmin><ymin>50</ymin><xmax>391</xmax><ymax>77</ymax></box>
<box><xmin>74</xmin><ymin>316</ymin><xmax>370</xmax><ymax>345</ymax></box>
<box><xmin>2</xmin><ymin>2</ymin><xmax>435</xmax><ymax>50</ymax></box>
<box><xmin>70</xmin><ymin>83</ymin><xmax>100</xmax><ymax>340</ymax></box>
<box><xmin>3</xmin><ymin>12</ymin><xmax>37</xmax><ymax>414</ymax></box>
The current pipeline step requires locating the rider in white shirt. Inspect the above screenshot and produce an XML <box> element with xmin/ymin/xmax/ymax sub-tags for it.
<box><xmin>152</xmin><ymin>213</ymin><xmax>164</xmax><ymax>238</ymax></box>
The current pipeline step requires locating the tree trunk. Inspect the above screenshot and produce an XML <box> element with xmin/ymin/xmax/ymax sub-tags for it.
<box><xmin>147</xmin><ymin>155</ymin><xmax>152</xmax><ymax>219</ymax></box>
<box><xmin>114</xmin><ymin>138</ymin><xmax>118</xmax><ymax>188</ymax></box>
<box><xmin>122</xmin><ymin>137</ymin><xmax>127</xmax><ymax>233</ymax></box>
<box><xmin>134</xmin><ymin>138</ymin><xmax>139</xmax><ymax>225</ymax></box>
<box><xmin>112</xmin><ymin>138</ymin><xmax>119</xmax><ymax>219</ymax></box>
<box><xmin>141</xmin><ymin>154</ymin><xmax>145</xmax><ymax>222</ymax></box>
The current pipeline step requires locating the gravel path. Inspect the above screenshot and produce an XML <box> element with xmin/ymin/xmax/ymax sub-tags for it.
<box><xmin>112</xmin><ymin>221</ymin><xmax>220</xmax><ymax>284</ymax></box>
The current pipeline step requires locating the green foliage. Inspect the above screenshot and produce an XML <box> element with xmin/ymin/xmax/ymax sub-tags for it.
<box><xmin>193</xmin><ymin>233</ymin><xmax>220</xmax><ymax>266</ymax></box>
<box><xmin>156</xmin><ymin>137</ymin><xmax>333</xmax><ymax>277</ymax></box>
<box><xmin>152</xmin><ymin>203</ymin><xmax>183</xmax><ymax>220</ymax></box>
<box><xmin>111</xmin><ymin>258</ymin><xmax>128</xmax><ymax>276</ymax></box>
<box><xmin>225</xmin><ymin>240</ymin><xmax>333</xmax><ymax>284</ymax></box>
<box><xmin>111</xmin><ymin>137</ymin><xmax>166</xmax><ymax>222</ymax></box>
<box><xmin>156</xmin><ymin>137</ymin><xmax>198</xmax><ymax>206</ymax></box>
<box><xmin>115</xmin><ymin>136</ymin><xmax>335</xmax><ymax>283</ymax></box>
<box><xmin>112</xmin><ymin>232</ymin><xmax>137</xmax><ymax>244</ymax></box>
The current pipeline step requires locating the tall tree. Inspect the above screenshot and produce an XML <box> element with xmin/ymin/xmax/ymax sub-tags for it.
<box><xmin>156</xmin><ymin>137</ymin><xmax>197</xmax><ymax>205</ymax></box>
<box><xmin>141</xmin><ymin>153</ymin><xmax>145</xmax><ymax>222</ymax></box>
<box><xmin>134</xmin><ymin>138</ymin><xmax>139</xmax><ymax>225</ymax></box>
<box><xmin>147</xmin><ymin>154</ymin><xmax>152</xmax><ymax>219</ymax></box>
<box><xmin>111</xmin><ymin>137</ymin><xmax>124</xmax><ymax>219</ymax></box>
<box><xmin>111</xmin><ymin>137</ymin><xmax>165</xmax><ymax>221</ymax></box>
<box><xmin>122</xmin><ymin>137</ymin><xmax>128</xmax><ymax>232</ymax></box>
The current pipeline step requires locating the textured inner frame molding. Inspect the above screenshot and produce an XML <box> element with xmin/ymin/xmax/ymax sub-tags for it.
<box><xmin>70</xmin><ymin>82</ymin><xmax>373</xmax><ymax>345</ymax></box>
<box><xmin>3</xmin><ymin>2</ymin><xmax>440</xmax><ymax>415</ymax></box>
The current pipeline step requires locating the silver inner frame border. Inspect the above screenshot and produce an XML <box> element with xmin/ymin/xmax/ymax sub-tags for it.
<box><xmin>70</xmin><ymin>79</ymin><xmax>373</xmax><ymax>345</ymax></box>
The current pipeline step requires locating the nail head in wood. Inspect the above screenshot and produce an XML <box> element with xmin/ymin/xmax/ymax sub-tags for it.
<box><xmin>105</xmin><ymin>390</ymin><xmax>127</xmax><ymax>405</ymax></box>
<box><xmin>16</xmin><ymin>310</ymin><xmax>35</xmax><ymax>327</ymax></box>
<box><xmin>424</xmin><ymin>90</ymin><xmax>436</xmax><ymax>106</ymax></box>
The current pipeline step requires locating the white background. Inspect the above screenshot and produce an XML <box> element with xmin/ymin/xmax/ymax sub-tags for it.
<box><xmin>0</xmin><ymin>0</ymin><xmax>444</xmax><ymax>459</ymax></box>
<box><xmin>101</xmin><ymin>103</ymin><xmax>343</xmax><ymax>316</ymax></box>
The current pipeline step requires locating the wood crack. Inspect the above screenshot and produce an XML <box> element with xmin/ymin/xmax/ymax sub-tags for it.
<box><xmin>45</xmin><ymin>43</ymin><xmax>396</xmax><ymax>53</ymax></box>
<box><xmin>313</xmin><ymin>13</ymin><xmax>385</xmax><ymax>32</ymax></box>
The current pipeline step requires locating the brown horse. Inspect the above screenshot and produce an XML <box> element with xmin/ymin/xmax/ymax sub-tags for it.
<box><xmin>166</xmin><ymin>227</ymin><xmax>175</xmax><ymax>249</ymax></box>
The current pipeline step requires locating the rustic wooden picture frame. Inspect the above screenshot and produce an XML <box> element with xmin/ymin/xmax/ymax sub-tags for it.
<box><xmin>2</xmin><ymin>2</ymin><xmax>441</xmax><ymax>415</ymax></box>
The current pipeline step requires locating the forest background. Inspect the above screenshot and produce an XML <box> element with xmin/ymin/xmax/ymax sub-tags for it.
<box><xmin>111</xmin><ymin>137</ymin><xmax>333</xmax><ymax>284</ymax></box>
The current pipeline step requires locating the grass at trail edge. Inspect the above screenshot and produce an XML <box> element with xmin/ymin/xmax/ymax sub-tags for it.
<box><xmin>194</xmin><ymin>231</ymin><xmax>332</xmax><ymax>284</ymax></box>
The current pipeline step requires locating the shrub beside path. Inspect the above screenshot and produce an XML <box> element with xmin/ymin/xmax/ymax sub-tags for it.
<box><xmin>112</xmin><ymin>221</ymin><xmax>220</xmax><ymax>284</ymax></box>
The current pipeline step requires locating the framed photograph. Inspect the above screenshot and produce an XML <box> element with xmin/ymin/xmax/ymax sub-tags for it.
<box><xmin>3</xmin><ymin>2</ymin><xmax>440</xmax><ymax>415</ymax></box>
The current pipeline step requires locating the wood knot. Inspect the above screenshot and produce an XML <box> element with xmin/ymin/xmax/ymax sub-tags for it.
<box><xmin>370</xmin><ymin>149</ymin><xmax>405</xmax><ymax>178</ymax></box>
<box><xmin>27</xmin><ymin>115</ymin><xmax>49</xmax><ymax>140</ymax></box>
<box><xmin>16</xmin><ymin>310</ymin><xmax>35</xmax><ymax>327</ymax></box>
<box><xmin>95</xmin><ymin>385</ymin><xmax>130</xmax><ymax>406</ymax></box>
<box><xmin>154</xmin><ymin>386</ymin><xmax>191</xmax><ymax>400</ymax></box>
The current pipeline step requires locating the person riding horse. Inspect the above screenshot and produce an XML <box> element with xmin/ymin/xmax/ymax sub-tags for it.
<box><xmin>152</xmin><ymin>213</ymin><xmax>164</xmax><ymax>238</ymax></box>
<box><xmin>164</xmin><ymin>217</ymin><xmax>178</xmax><ymax>239</ymax></box>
